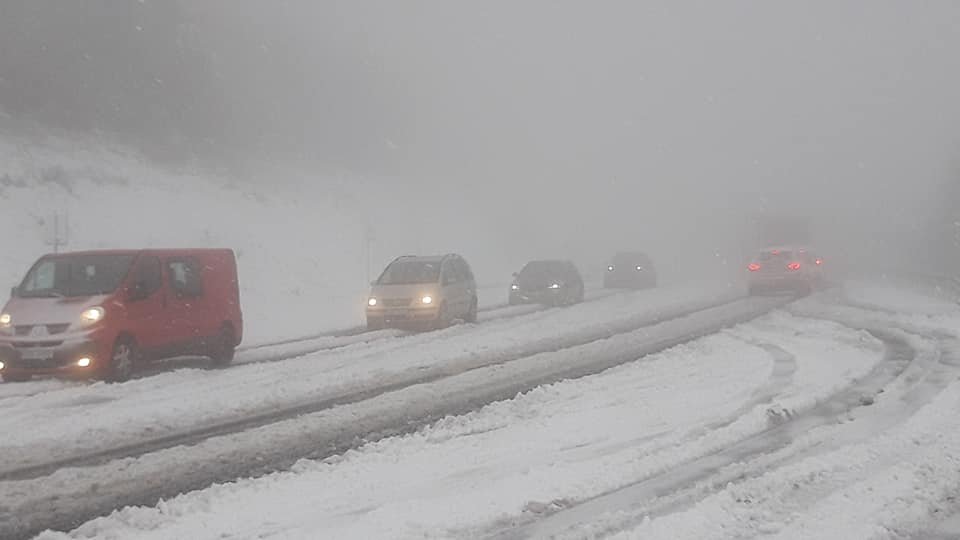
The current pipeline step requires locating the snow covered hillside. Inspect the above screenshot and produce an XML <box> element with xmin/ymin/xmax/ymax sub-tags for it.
<box><xmin>0</xmin><ymin>131</ymin><xmax>529</xmax><ymax>343</ymax></box>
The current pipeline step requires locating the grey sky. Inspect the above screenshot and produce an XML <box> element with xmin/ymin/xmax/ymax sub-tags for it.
<box><xmin>6</xmin><ymin>1</ymin><xmax>956</xmax><ymax>273</ymax></box>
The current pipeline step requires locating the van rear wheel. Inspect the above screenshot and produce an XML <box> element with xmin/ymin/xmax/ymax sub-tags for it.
<box><xmin>106</xmin><ymin>337</ymin><xmax>137</xmax><ymax>383</ymax></box>
<box><xmin>210</xmin><ymin>325</ymin><xmax>236</xmax><ymax>367</ymax></box>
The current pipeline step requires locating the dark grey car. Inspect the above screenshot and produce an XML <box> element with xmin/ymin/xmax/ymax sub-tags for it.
<box><xmin>603</xmin><ymin>252</ymin><xmax>657</xmax><ymax>289</ymax></box>
<box><xmin>509</xmin><ymin>260</ymin><xmax>585</xmax><ymax>307</ymax></box>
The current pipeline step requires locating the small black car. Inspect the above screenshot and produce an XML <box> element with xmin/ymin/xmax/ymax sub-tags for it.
<box><xmin>509</xmin><ymin>260</ymin><xmax>585</xmax><ymax>307</ymax></box>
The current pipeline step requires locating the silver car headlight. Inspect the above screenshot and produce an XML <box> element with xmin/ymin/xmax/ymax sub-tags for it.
<box><xmin>81</xmin><ymin>306</ymin><xmax>105</xmax><ymax>323</ymax></box>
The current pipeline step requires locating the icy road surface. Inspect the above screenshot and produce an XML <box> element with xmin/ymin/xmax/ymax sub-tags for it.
<box><xmin>31</xmin><ymin>280</ymin><xmax>960</xmax><ymax>540</ymax></box>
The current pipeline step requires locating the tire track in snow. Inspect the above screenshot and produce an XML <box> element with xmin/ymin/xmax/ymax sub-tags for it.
<box><xmin>663</xmin><ymin>332</ymin><xmax>960</xmax><ymax>540</ymax></box>
<box><xmin>0</xmin><ymin>297</ymin><xmax>785</xmax><ymax>540</ymax></box>
<box><xmin>491</xmin><ymin>326</ymin><xmax>917</xmax><ymax>540</ymax></box>
<box><xmin>0</xmin><ymin>293</ymin><xmax>758</xmax><ymax>483</ymax></box>
<box><xmin>0</xmin><ymin>289</ymin><xmax>617</xmax><ymax>403</ymax></box>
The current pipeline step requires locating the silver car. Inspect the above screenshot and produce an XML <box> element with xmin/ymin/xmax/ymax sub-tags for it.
<box><xmin>747</xmin><ymin>246</ymin><xmax>824</xmax><ymax>295</ymax></box>
<box><xmin>366</xmin><ymin>254</ymin><xmax>478</xmax><ymax>331</ymax></box>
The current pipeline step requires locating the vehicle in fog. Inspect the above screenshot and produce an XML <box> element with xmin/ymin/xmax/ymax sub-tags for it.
<box><xmin>747</xmin><ymin>246</ymin><xmax>823</xmax><ymax>295</ymax></box>
<box><xmin>0</xmin><ymin>249</ymin><xmax>243</xmax><ymax>383</ymax></box>
<box><xmin>508</xmin><ymin>260</ymin><xmax>585</xmax><ymax>307</ymax></box>
<box><xmin>366</xmin><ymin>254</ymin><xmax>478</xmax><ymax>331</ymax></box>
<box><xmin>603</xmin><ymin>252</ymin><xmax>657</xmax><ymax>289</ymax></box>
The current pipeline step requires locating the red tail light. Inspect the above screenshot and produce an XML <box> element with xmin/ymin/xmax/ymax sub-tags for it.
<box><xmin>787</xmin><ymin>262</ymin><xmax>801</xmax><ymax>271</ymax></box>
<box><xmin>748</xmin><ymin>263</ymin><xmax>761</xmax><ymax>272</ymax></box>
<box><xmin>815</xmin><ymin>258</ymin><xmax>823</xmax><ymax>266</ymax></box>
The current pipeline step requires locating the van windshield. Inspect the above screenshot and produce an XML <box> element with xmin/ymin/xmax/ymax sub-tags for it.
<box><xmin>378</xmin><ymin>260</ymin><xmax>441</xmax><ymax>285</ymax></box>
<box><xmin>18</xmin><ymin>254</ymin><xmax>136</xmax><ymax>298</ymax></box>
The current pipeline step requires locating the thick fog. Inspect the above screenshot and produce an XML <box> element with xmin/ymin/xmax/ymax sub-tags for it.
<box><xmin>2</xmin><ymin>1</ymin><xmax>959</xmax><ymax>279</ymax></box>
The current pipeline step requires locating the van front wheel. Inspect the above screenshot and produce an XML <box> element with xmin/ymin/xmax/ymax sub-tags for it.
<box><xmin>106</xmin><ymin>337</ymin><xmax>138</xmax><ymax>383</ymax></box>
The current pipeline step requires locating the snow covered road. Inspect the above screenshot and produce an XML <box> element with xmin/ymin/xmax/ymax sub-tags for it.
<box><xmin>0</xmin><ymin>284</ymin><xmax>776</xmax><ymax>539</ymax></box>
<box><xmin>0</xmin><ymin>283</ymin><xmax>737</xmax><ymax>478</ymax></box>
<box><xmin>31</xmin><ymin>307</ymin><xmax>885</xmax><ymax>540</ymax></box>
<box><xmin>24</xmin><ymin>281</ymin><xmax>960</xmax><ymax>540</ymax></box>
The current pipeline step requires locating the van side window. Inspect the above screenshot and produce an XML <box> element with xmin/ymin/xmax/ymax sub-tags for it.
<box><xmin>167</xmin><ymin>258</ymin><xmax>204</xmax><ymax>298</ymax></box>
<box><xmin>134</xmin><ymin>256</ymin><xmax>162</xmax><ymax>297</ymax></box>
<box><xmin>442</xmin><ymin>260</ymin><xmax>460</xmax><ymax>285</ymax></box>
<box><xmin>457</xmin><ymin>259</ymin><xmax>474</xmax><ymax>282</ymax></box>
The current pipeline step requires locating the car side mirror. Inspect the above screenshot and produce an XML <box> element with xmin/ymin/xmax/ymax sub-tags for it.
<box><xmin>370</xmin><ymin>280</ymin><xmax>377</xmax><ymax>287</ymax></box>
<box><xmin>9</xmin><ymin>286</ymin><xmax>17</xmax><ymax>299</ymax></box>
<box><xmin>512</xmin><ymin>272</ymin><xmax>519</xmax><ymax>278</ymax></box>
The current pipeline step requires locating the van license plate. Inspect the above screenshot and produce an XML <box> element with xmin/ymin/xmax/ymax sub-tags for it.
<box><xmin>20</xmin><ymin>348</ymin><xmax>55</xmax><ymax>361</ymax></box>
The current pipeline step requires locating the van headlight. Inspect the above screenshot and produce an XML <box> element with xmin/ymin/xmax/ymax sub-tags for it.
<box><xmin>368</xmin><ymin>298</ymin><xmax>378</xmax><ymax>307</ymax></box>
<box><xmin>81</xmin><ymin>307</ymin><xmax>105</xmax><ymax>323</ymax></box>
<box><xmin>421</xmin><ymin>295</ymin><xmax>433</xmax><ymax>305</ymax></box>
<box><xmin>0</xmin><ymin>313</ymin><xmax>10</xmax><ymax>327</ymax></box>
<box><xmin>549</xmin><ymin>283</ymin><xmax>561</xmax><ymax>289</ymax></box>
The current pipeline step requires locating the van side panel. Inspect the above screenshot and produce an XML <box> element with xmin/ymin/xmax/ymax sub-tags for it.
<box><xmin>148</xmin><ymin>248</ymin><xmax>242</xmax><ymax>350</ymax></box>
<box><xmin>207</xmin><ymin>250</ymin><xmax>243</xmax><ymax>345</ymax></box>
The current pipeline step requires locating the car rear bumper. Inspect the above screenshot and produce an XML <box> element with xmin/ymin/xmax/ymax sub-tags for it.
<box><xmin>749</xmin><ymin>275</ymin><xmax>812</xmax><ymax>290</ymax></box>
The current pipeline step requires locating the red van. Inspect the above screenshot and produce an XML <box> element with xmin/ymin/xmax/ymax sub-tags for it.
<box><xmin>0</xmin><ymin>249</ymin><xmax>243</xmax><ymax>382</ymax></box>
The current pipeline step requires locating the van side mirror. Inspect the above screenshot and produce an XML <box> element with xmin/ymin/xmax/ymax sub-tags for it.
<box><xmin>512</xmin><ymin>272</ymin><xmax>519</xmax><ymax>278</ymax></box>
<box><xmin>9</xmin><ymin>286</ymin><xmax>17</xmax><ymax>299</ymax></box>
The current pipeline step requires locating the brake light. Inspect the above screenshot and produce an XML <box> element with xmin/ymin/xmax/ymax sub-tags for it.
<box><xmin>815</xmin><ymin>258</ymin><xmax>823</xmax><ymax>266</ymax></box>
<box><xmin>748</xmin><ymin>263</ymin><xmax>761</xmax><ymax>272</ymax></box>
<box><xmin>787</xmin><ymin>262</ymin><xmax>801</xmax><ymax>271</ymax></box>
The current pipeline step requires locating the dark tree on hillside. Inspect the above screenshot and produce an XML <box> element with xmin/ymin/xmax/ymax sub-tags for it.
<box><xmin>0</xmin><ymin>1</ymin><xmax>224</xmax><ymax>156</ymax></box>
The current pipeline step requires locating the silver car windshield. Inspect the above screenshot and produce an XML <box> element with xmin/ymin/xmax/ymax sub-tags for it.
<box><xmin>378</xmin><ymin>260</ymin><xmax>441</xmax><ymax>285</ymax></box>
